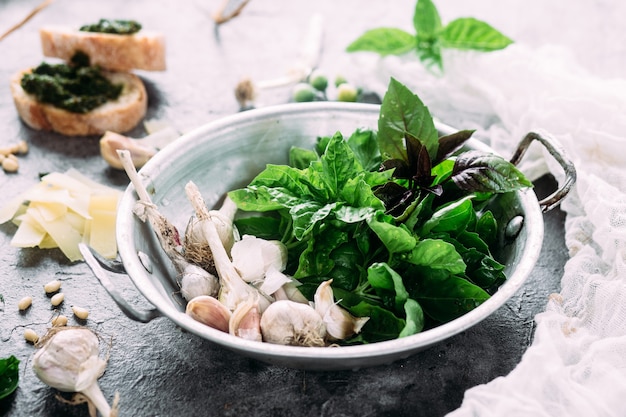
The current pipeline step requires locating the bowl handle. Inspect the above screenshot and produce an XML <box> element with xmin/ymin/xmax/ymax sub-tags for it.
<box><xmin>79</xmin><ymin>243</ymin><xmax>162</xmax><ymax>323</ymax></box>
<box><xmin>509</xmin><ymin>130</ymin><xmax>577</xmax><ymax>213</ymax></box>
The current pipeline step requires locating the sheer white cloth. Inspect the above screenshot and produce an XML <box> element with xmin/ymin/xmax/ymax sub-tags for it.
<box><xmin>349</xmin><ymin>1</ymin><xmax>626</xmax><ymax>415</ymax></box>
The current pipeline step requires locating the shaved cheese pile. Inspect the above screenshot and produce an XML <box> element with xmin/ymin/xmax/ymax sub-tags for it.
<box><xmin>0</xmin><ymin>168</ymin><xmax>120</xmax><ymax>262</ymax></box>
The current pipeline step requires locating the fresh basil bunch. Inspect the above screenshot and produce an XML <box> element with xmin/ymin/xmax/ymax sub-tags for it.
<box><xmin>228</xmin><ymin>78</ymin><xmax>531</xmax><ymax>344</ymax></box>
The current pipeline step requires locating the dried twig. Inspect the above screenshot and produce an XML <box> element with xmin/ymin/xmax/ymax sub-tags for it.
<box><xmin>0</xmin><ymin>0</ymin><xmax>54</xmax><ymax>42</ymax></box>
<box><xmin>212</xmin><ymin>0</ymin><xmax>251</xmax><ymax>25</ymax></box>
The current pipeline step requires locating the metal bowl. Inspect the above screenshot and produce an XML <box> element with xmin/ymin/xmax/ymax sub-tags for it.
<box><xmin>83</xmin><ymin>102</ymin><xmax>575</xmax><ymax>370</ymax></box>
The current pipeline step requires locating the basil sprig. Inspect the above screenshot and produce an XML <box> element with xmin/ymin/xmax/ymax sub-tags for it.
<box><xmin>0</xmin><ymin>355</ymin><xmax>20</xmax><ymax>399</ymax></box>
<box><xmin>346</xmin><ymin>0</ymin><xmax>513</xmax><ymax>71</ymax></box>
<box><xmin>228</xmin><ymin>78</ymin><xmax>531</xmax><ymax>343</ymax></box>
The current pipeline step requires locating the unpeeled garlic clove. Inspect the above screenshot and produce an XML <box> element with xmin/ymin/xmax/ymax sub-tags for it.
<box><xmin>180</xmin><ymin>263</ymin><xmax>220</xmax><ymax>301</ymax></box>
<box><xmin>185</xmin><ymin>295</ymin><xmax>231</xmax><ymax>333</ymax></box>
<box><xmin>314</xmin><ymin>279</ymin><xmax>369</xmax><ymax>341</ymax></box>
<box><xmin>260</xmin><ymin>300</ymin><xmax>326</xmax><ymax>347</ymax></box>
<box><xmin>229</xmin><ymin>295</ymin><xmax>262</xmax><ymax>342</ymax></box>
<box><xmin>100</xmin><ymin>131</ymin><xmax>157</xmax><ymax>170</ymax></box>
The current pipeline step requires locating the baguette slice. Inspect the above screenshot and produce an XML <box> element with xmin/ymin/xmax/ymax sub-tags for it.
<box><xmin>40</xmin><ymin>25</ymin><xmax>166</xmax><ymax>72</ymax></box>
<box><xmin>10</xmin><ymin>69</ymin><xmax>148</xmax><ymax>136</ymax></box>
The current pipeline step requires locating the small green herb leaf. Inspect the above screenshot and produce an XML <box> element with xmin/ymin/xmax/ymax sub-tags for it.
<box><xmin>378</xmin><ymin>78</ymin><xmax>439</xmax><ymax>162</ymax></box>
<box><xmin>346</xmin><ymin>28</ymin><xmax>416</xmax><ymax>56</ymax></box>
<box><xmin>0</xmin><ymin>355</ymin><xmax>20</xmax><ymax>399</ymax></box>
<box><xmin>413</xmin><ymin>0</ymin><xmax>442</xmax><ymax>39</ymax></box>
<box><xmin>440</xmin><ymin>17</ymin><xmax>513</xmax><ymax>51</ymax></box>
<box><xmin>452</xmin><ymin>150</ymin><xmax>533</xmax><ymax>193</ymax></box>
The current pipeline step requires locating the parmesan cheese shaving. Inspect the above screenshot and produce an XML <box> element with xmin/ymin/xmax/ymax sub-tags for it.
<box><xmin>1</xmin><ymin>169</ymin><xmax>120</xmax><ymax>261</ymax></box>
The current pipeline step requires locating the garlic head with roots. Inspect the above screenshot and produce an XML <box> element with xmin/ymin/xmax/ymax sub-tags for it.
<box><xmin>32</xmin><ymin>327</ymin><xmax>116</xmax><ymax>417</ymax></box>
<box><xmin>314</xmin><ymin>280</ymin><xmax>369</xmax><ymax>341</ymax></box>
<box><xmin>260</xmin><ymin>300</ymin><xmax>326</xmax><ymax>347</ymax></box>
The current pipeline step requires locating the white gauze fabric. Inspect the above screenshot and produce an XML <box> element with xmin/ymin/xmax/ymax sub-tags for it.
<box><xmin>347</xmin><ymin>0</ymin><xmax>626</xmax><ymax>415</ymax></box>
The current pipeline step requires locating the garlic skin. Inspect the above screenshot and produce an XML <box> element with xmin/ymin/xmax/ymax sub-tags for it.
<box><xmin>231</xmin><ymin>235</ymin><xmax>287</xmax><ymax>283</ymax></box>
<box><xmin>32</xmin><ymin>328</ymin><xmax>112</xmax><ymax>417</ymax></box>
<box><xmin>260</xmin><ymin>300</ymin><xmax>326</xmax><ymax>347</ymax></box>
<box><xmin>100</xmin><ymin>131</ymin><xmax>157</xmax><ymax>170</ymax></box>
<box><xmin>314</xmin><ymin>280</ymin><xmax>369</xmax><ymax>341</ymax></box>
<box><xmin>186</xmin><ymin>295</ymin><xmax>231</xmax><ymax>333</ymax></box>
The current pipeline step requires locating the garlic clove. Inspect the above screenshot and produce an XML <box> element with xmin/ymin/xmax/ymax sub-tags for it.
<box><xmin>229</xmin><ymin>295</ymin><xmax>262</xmax><ymax>342</ymax></box>
<box><xmin>314</xmin><ymin>280</ymin><xmax>369</xmax><ymax>341</ymax></box>
<box><xmin>185</xmin><ymin>295</ymin><xmax>231</xmax><ymax>333</ymax></box>
<box><xmin>274</xmin><ymin>281</ymin><xmax>310</xmax><ymax>304</ymax></box>
<box><xmin>180</xmin><ymin>263</ymin><xmax>220</xmax><ymax>301</ymax></box>
<box><xmin>100</xmin><ymin>131</ymin><xmax>157</xmax><ymax>170</ymax></box>
<box><xmin>260</xmin><ymin>300</ymin><xmax>326</xmax><ymax>347</ymax></box>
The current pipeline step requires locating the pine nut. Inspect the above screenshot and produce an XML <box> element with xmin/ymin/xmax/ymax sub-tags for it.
<box><xmin>51</xmin><ymin>315</ymin><xmax>68</xmax><ymax>327</ymax></box>
<box><xmin>72</xmin><ymin>306</ymin><xmax>89</xmax><ymax>320</ymax></box>
<box><xmin>24</xmin><ymin>328</ymin><xmax>39</xmax><ymax>343</ymax></box>
<box><xmin>43</xmin><ymin>279</ymin><xmax>62</xmax><ymax>294</ymax></box>
<box><xmin>18</xmin><ymin>296</ymin><xmax>32</xmax><ymax>311</ymax></box>
<box><xmin>50</xmin><ymin>292</ymin><xmax>64</xmax><ymax>306</ymax></box>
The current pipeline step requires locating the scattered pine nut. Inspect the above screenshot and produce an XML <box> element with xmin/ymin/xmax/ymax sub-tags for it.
<box><xmin>2</xmin><ymin>155</ymin><xmax>19</xmax><ymax>173</ymax></box>
<box><xmin>18</xmin><ymin>296</ymin><xmax>32</xmax><ymax>311</ymax></box>
<box><xmin>24</xmin><ymin>328</ymin><xmax>39</xmax><ymax>343</ymax></box>
<box><xmin>72</xmin><ymin>306</ymin><xmax>89</xmax><ymax>320</ymax></box>
<box><xmin>51</xmin><ymin>314</ymin><xmax>68</xmax><ymax>327</ymax></box>
<box><xmin>50</xmin><ymin>292</ymin><xmax>64</xmax><ymax>306</ymax></box>
<box><xmin>43</xmin><ymin>279</ymin><xmax>62</xmax><ymax>294</ymax></box>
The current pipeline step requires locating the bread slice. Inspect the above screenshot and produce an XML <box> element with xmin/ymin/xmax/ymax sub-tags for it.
<box><xmin>10</xmin><ymin>68</ymin><xmax>148</xmax><ymax>136</ymax></box>
<box><xmin>40</xmin><ymin>25</ymin><xmax>166</xmax><ymax>72</ymax></box>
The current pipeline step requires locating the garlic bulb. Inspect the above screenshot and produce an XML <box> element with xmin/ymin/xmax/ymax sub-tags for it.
<box><xmin>260</xmin><ymin>300</ymin><xmax>326</xmax><ymax>346</ymax></box>
<box><xmin>186</xmin><ymin>295</ymin><xmax>231</xmax><ymax>333</ymax></box>
<box><xmin>231</xmin><ymin>235</ymin><xmax>287</xmax><ymax>283</ymax></box>
<box><xmin>314</xmin><ymin>280</ymin><xmax>369</xmax><ymax>341</ymax></box>
<box><xmin>32</xmin><ymin>327</ymin><xmax>114</xmax><ymax>417</ymax></box>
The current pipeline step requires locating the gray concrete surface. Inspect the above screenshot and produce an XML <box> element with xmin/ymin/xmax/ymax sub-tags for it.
<box><xmin>0</xmin><ymin>1</ymin><xmax>567</xmax><ymax>416</ymax></box>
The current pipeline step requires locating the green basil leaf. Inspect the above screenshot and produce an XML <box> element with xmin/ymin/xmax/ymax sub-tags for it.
<box><xmin>289</xmin><ymin>146</ymin><xmax>319</xmax><ymax>169</ymax></box>
<box><xmin>420</xmin><ymin>195</ymin><xmax>475</xmax><ymax>235</ymax></box>
<box><xmin>367</xmin><ymin>262</ymin><xmax>410</xmax><ymax>311</ymax></box>
<box><xmin>452</xmin><ymin>150</ymin><xmax>533</xmax><ymax>193</ymax></box>
<box><xmin>440</xmin><ymin>17</ymin><xmax>513</xmax><ymax>51</ymax></box>
<box><xmin>346</xmin><ymin>28</ymin><xmax>416</xmax><ymax>56</ymax></box>
<box><xmin>378</xmin><ymin>77</ymin><xmax>439</xmax><ymax>162</ymax></box>
<box><xmin>413</xmin><ymin>0</ymin><xmax>442</xmax><ymax>39</ymax></box>
<box><xmin>339</xmin><ymin>175</ymin><xmax>385</xmax><ymax>210</ymax></box>
<box><xmin>346</xmin><ymin>128</ymin><xmax>381</xmax><ymax>172</ymax></box>
<box><xmin>294</xmin><ymin>226</ymin><xmax>348</xmax><ymax>279</ymax></box>
<box><xmin>367</xmin><ymin>211</ymin><xmax>417</xmax><ymax>254</ymax></box>
<box><xmin>290</xmin><ymin>201</ymin><xmax>337</xmax><ymax>240</ymax></box>
<box><xmin>228</xmin><ymin>186</ymin><xmax>292</xmax><ymax>212</ymax></box>
<box><xmin>414</xmin><ymin>271</ymin><xmax>490</xmax><ymax>322</ymax></box>
<box><xmin>0</xmin><ymin>355</ymin><xmax>20</xmax><ymax>399</ymax></box>
<box><xmin>404</xmin><ymin>238</ymin><xmax>466</xmax><ymax>274</ymax></box>
<box><xmin>320</xmin><ymin>132</ymin><xmax>364</xmax><ymax>199</ymax></box>
<box><xmin>233</xmin><ymin>216</ymin><xmax>282</xmax><ymax>240</ymax></box>
<box><xmin>399</xmin><ymin>298</ymin><xmax>425</xmax><ymax>337</ymax></box>
<box><xmin>347</xmin><ymin>301</ymin><xmax>407</xmax><ymax>342</ymax></box>
<box><xmin>475</xmin><ymin>210</ymin><xmax>498</xmax><ymax>247</ymax></box>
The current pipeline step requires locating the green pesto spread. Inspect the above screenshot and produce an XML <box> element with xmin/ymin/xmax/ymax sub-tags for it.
<box><xmin>79</xmin><ymin>19</ymin><xmax>142</xmax><ymax>35</ymax></box>
<box><xmin>20</xmin><ymin>52</ymin><xmax>123</xmax><ymax>114</ymax></box>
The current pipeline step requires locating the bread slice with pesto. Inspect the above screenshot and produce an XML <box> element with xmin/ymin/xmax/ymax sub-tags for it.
<box><xmin>39</xmin><ymin>25</ymin><xmax>166</xmax><ymax>72</ymax></box>
<box><xmin>10</xmin><ymin>67</ymin><xmax>147</xmax><ymax>136</ymax></box>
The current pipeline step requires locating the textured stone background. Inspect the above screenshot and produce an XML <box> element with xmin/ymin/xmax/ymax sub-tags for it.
<box><xmin>0</xmin><ymin>1</ymin><xmax>567</xmax><ymax>416</ymax></box>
